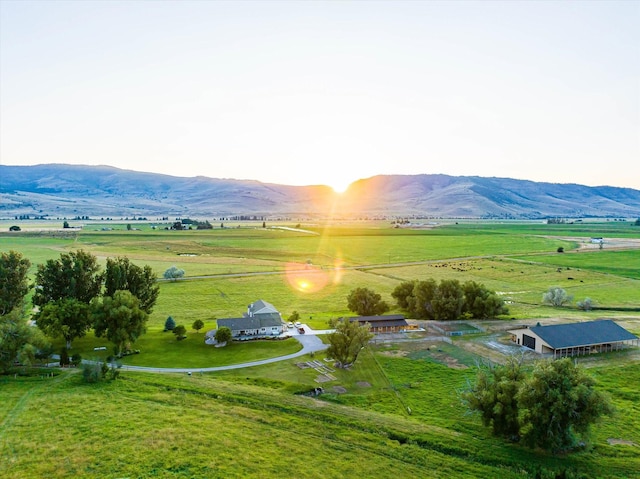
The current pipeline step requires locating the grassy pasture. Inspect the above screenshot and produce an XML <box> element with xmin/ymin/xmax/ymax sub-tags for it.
<box><xmin>2</xmin><ymin>356</ymin><xmax>639</xmax><ymax>479</ymax></box>
<box><xmin>2</xmin><ymin>220</ymin><xmax>640</xmax><ymax>478</ymax></box>
<box><xmin>2</xmin><ymin>221</ymin><xmax>639</xmax><ymax>362</ymax></box>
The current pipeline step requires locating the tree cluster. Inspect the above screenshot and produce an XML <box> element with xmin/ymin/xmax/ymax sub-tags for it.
<box><xmin>462</xmin><ymin>357</ymin><xmax>613</xmax><ymax>452</ymax></box>
<box><xmin>0</xmin><ymin>252</ymin><xmax>49</xmax><ymax>373</ymax></box>
<box><xmin>392</xmin><ymin>279</ymin><xmax>507</xmax><ymax>320</ymax></box>
<box><xmin>0</xmin><ymin>249</ymin><xmax>159</xmax><ymax>369</ymax></box>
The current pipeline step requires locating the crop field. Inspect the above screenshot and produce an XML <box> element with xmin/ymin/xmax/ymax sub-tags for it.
<box><xmin>2</xmin><ymin>220</ymin><xmax>640</xmax><ymax>478</ymax></box>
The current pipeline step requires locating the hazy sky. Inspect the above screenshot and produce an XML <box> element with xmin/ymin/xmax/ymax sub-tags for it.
<box><xmin>1</xmin><ymin>1</ymin><xmax>638</xmax><ymax>192</ymax></box>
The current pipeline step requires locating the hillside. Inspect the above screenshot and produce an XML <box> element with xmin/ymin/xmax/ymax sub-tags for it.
<box><xmin>1</xmin><ymin>164</ymin><xmax>640</xmax><ymax>219</ymax></box>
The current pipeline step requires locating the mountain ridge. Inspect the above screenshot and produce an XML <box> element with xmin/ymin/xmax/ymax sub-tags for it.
<box><xmin>1</xmin><ymin>164</ymin><xmax>639</xmax><ymax>219</ymax></box>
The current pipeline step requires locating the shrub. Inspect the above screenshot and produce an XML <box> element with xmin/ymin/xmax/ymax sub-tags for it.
<box><xmin>173</xmin><ymin>325</ymin><xmax>187</xmax><ymax>340</ymax></box>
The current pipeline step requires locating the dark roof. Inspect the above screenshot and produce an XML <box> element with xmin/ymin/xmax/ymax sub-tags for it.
<box><xmin>347</xmin><ymin>315</ymin><xmax>408</xmax><ymax>328</ymax></box>
<box><xmin>530</xmin><ymin>320</ymin><xmax>638</xmax><ymax>349</ymax></box>
<box><xmin>217</xmin><ymin>316</ymin><xmax>281</xmax><ymax>331</ymax></box>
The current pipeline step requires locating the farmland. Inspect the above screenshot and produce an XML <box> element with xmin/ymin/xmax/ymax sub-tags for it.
<box><xmin>1</xmin><ymin>219</ymin><xmax>640</xmax><ymax>478</ymax></box>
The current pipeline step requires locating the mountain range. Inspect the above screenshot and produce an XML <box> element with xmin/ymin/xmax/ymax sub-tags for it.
<box><xmin>1</xmin><ymin>164</ymin><xmax>639</xmax><ymax>219</ymax></box>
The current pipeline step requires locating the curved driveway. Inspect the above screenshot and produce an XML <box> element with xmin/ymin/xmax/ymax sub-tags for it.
<box><xmin>115</xmin><ymin>330</ymin><xmax>329</xmax><ymax>374</ymax></box>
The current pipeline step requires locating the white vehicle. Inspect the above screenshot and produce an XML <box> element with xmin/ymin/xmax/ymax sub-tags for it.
<box><xmin>294</xmin><ymin>322</ymin><xmax>301</xmax><ymax>328</ymax></box>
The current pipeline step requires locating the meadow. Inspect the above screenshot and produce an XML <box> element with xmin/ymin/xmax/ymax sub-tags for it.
<box><xmin>1</xmin><ymin>219</ymin><xmax>640</xmax><ymax>478</ymax></box>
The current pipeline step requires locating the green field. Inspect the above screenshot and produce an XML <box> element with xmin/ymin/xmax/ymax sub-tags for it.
<box><xmin>2</xmin><ymin>220</ymin><xmax>640</xmax><ymax>478</ymax></box>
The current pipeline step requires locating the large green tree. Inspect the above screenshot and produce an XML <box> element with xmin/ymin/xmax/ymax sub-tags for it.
<box><xmin>431</xmin><ymin>279</ymin><xmax>464</xmax><ymax>320</ymax></box>
<box><xmin>391</xmin><ymin>280</ymin><xmax>417</xmax><ymax>313</ymax></box>
<box><xmin>0</xmin><ymin>250</ymin><xmax>31</xmax><ymax>316</ymax></box>
<box><xmin>104</xmin><ymin>256</ymin><xmax>159</xmax><ymax>314</ymax></box>
<box><xmin>0</xmin><ymin>309</ymin><xmax>49</xmax><ymax>373</ymax></box>
<box><xmin>346</xmin><ymin>287</ymin><xmax>389</xmax><ymax>317</ymax></box>
<box><xmin>411</xmin><ymin>279</ymin><xmax>438</xmax><ymax>319</ymax></box>
<box><xmin>462</xmin><ymin>280</ymin><xmax>508</xmax><ymax>319</ymax></box>
<box><xmin>92</xmin><ymin>290</ymin><xmax>148</xmax><ymax>356</ymax></box>
<box><xmin>326</xmin><ymin>318</ymin><xmax>374</xmax><ymax>368</ymax></box>
<box><xmin>461</xmin><ymin>356</ymin><xmax>525</xmax><ymax>440</ymax></box>
<box><xmin>33</xmin><ymin>250</ymin><xmax>103</xmax><ymax>308</ymax></box>
<box><xmin>517</xmin><ymin>358</ymin><xmax>613</xmax><ymax>452</ymax></box>
<box><xmin>36</xmin><ymin>298</ymin><xmax>92</xmax><ymax>349</ymax></box>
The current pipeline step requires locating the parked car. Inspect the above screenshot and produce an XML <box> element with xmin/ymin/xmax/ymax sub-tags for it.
<box><xmin>294</xmin><ymin>322</ymin><xmax>301</xmax><ymax>327</ymax></box>
<box><xmin>298</xmin><ymin>327</ymin><xmax>305</xmax><ymax>334</ymax></box>
<box><xmin>287</xmin><ymin>322</ymin><xmax>294</xmax><ymax>328</ymax></box>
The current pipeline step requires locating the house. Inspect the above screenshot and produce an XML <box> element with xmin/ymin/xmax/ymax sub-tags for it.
<box><xmin>216</xmin><ymin>300</ymin><xmax>284</xmax><ymax>339</ymax></box>
<box><xmin>509</xmin><ymin>319</ymin><xmax>639</xmax><ymax>358</ymax></box>
<box><xmin>346</xmin><ymin>314</ymin><xmax>414</xmax><ymax>333</ymax></box>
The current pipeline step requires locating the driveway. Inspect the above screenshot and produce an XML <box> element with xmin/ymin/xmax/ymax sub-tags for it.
<box><xmin>112</xmin><ymin>325</ymin><xmax>330</xmax><ymax>374</ymax></box>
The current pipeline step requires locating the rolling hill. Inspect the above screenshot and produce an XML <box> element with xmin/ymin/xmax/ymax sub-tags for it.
<box><xmin>1</xmin><ymin>164</ymin><xmax>639</xmax><ymax>219</ymax></box>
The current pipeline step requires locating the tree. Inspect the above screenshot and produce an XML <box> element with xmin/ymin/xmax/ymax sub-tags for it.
<box><xmin>577</xmin><ymin>297</ymin><xmax>594</xmax><ymax>311</ymax></box>
<box><xmin>462</xmin><ymin>356</ymin><xmax>525</xmax><ymax>440</ymax></box>
<box><xmin>59</xmin><ymin>347</ymin><xmax>70</xmax><ymax>367</ymax></box>
<box><xmin>431</xmin><ymin>279</ymin><xmax>464</xmax><ymax>320</ymax></box>
<box><xmin>517</xmin><ymin>359</ymin><xmax>613</xmax><ymax>452</ymax></box>
<box><xmin>33</xmin><ymin>250</ymin><xmax>103</xmax><ymax>308</ymax></box>
<box><xmin>192</xmin><ymin>319</ymin><xmax>204</xmax><ymax>333</ymax></box>
<box><xmin>0</xmin><ymin>251</ymin><xmax>31</xmax><ymax>316</ymax></box>
<box><xmin>288</xmin><ymin>311</ymin><xmax>300</xmax><ymax>323</ymax></box>
<box><xmin>92</xmin><ymin>290</ymin><xmax>148</xmax><ymax>356</ymax></box>
<box><xmin>411</xmin><ymin>279</ymin><xmax>438</xmax><ymax>319</ymax></box>
<box><xmin>36</xmin><ymin>298</ymin><xmax>92</xmax><ymax>349</ymax></box>
<box><xmin>346</xmin><ymin>287</ymin><xmax>389</xmax><ymax>317</ymax></box>
<box><xmin>542</xmin><ymin>286</ymin><xmax>573</xmax><ymax>307</ymax></box>
<box><xmin>164</xmin><ymin>316</ymin><xmax>176</xmax><ymax>331</ymax></box>
<box><xmin>557</xmin><ymin>246</ymin><xmax>564</xmax><ymax>253</ymax></box>
<box><xmin>163</xmin><ymin>266</ymin><xmax>185</xmax><ymax>281</ymax></box>
<box><xmin>63</xmin><ymin>221</ymin><xmax>70</xmax><ymax>229</ymax></box>
<box><xmin>326</xmin><ymin>318</ymin><xmax>374</xmax><ymax>368</ymax></box>
<box><xmin>104</xmin><ymin>257</ymin><xmax>159</xmax><ymax>314</ymax></box>
<box><xmin>173</xmin><ymin>325</ymin><xmax>187</xmax><ymax>340</ymax></box>
<box><xmin>0</xmin><ymin>309</ymin><xmax>49</xmax><ymax>373</ymax></box>
<box><xmin>214</xmin><ymin>326</ymin><xmax>232</xmax><ymax>344</ymax></box>
<box><xmin>461</xmin><ymin>281</ymin><xmax>508</xmax><ymax>319</ymax></box>
<box><xmin>391</xmin><ymin>280</ymin><xmax>417</xmax><ymax>312</ymax></box>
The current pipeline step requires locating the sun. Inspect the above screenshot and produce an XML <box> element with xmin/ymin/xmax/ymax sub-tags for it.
<box><xmin>329</xmin><ymin>178</ymin><xmax>353</xmax><ymax>194</ymax></box>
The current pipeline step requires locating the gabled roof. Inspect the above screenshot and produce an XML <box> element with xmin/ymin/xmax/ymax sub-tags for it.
<box><xmin>529</xmin><ymin>320</ymin><xmax>637</xmax><ymax>349</ymax></box>
<box><xmin>247</xmin><ymin>300</ymin><xmax>279</xmax><ymax>316</ymax></box>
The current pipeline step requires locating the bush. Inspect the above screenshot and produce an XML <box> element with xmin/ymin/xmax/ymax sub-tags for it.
<box><xmin>173</xmin><ymin>325</ymin><xmax>187</xmax><ymax>340</ymax></box>
<box><xmin>71</xmin><ymin>353</ymin><xmax>82</xmax><ymax>367</ymax></box>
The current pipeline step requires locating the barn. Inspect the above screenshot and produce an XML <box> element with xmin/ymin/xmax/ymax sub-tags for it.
<box><xmin>509</xmin><ymin>319</ymin><xmax>639</xmax><ymax>358</ymax></box>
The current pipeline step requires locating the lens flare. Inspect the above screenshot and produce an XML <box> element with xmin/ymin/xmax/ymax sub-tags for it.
<box><xmin>285</xmin><ymin>260</ymin><xmax>348</xmax><ymax>293</ymax></box>
<box><xmin>285</xmin><ymin>262</ymin><xmax>330</xmax><ymax>293</ymax></box>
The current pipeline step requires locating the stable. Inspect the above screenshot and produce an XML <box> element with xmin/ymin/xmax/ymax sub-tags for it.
<box><xmin>347</xmin><ymin>314</ymin><xmax>414</xmax><ymax>333</ymax></box>
<box><xmin>509</xmin><ymin>319</ymin><xmax>639</xmax><ymax>358</ymax></box>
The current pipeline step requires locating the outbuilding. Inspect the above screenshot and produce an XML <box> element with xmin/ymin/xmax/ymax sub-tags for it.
<box><xmin>347</xmin><ymin>314</ymin><xmax>415</xmax><ymax>333</ymax></box>
<box><xmin>509</xmin><ymin>319</ymin><xmax>639</xmax><ymax>358</ymax></box>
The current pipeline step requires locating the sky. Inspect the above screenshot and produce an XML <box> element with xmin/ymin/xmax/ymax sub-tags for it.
<box><xmin>1</xmin><ymin>1</ymin><xmax>638</xmax><ymax>192</ymax></box>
